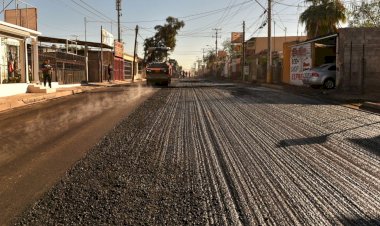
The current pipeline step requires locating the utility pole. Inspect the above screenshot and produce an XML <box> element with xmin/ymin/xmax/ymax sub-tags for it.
<box><xmin>116</xmin><ymin>0</ymin><xmax>122</xmax><ymax>42</ymax></box>
<box><xmin>242</xmin><ymin>21</ymin><xmax>246</xmax><ymax>81</ymax></box>
<box><xmin>212</xmin><ymin>28</ymin><xmax>221</xmax><ymax>76</ymax></box>
<box><xmin>266</xmin><ymin>0</ymin><xmax>272</xmax><ymax>83</ymax></box>
<box><xmin>273</xmin><ymin>20</ymin><xmax>275</xmax><ymax>55</ymax></box>
<box><xmin>84</xmin><ymin>17</ymin><xmax>89</xmax><ymax>82</ymax></box>
<box><xmin>132</xmin><ymin>25</ymin><xmax>139</xmax><ymax>83</ymax></box>
<box><xmin>100</xmin><ymin>26</ymin><xmax>104</xmax><ymax>82</ymax></box>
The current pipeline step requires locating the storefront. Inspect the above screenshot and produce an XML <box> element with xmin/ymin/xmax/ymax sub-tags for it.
<box><xmin>113</xmin><ymin>41</ymin><xmax>124</xmax><ymax>81</ymax></box>
<box><xmin>0</xmin><ymin>21</ymin><xmax>40</xmax><ymax>97</ymax></box>
<box><xmin>283</xmin><ymin>34</ymin><xmax>337</xmax><ymax>86</ymax></box>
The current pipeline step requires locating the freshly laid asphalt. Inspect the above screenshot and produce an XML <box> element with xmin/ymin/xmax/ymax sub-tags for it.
<box><xmin>1</xmin><ymin>78</ymin><xmax>379</xmax><ymax>114</ymax></box>
<box><xmin>11</xmin><ymin>79</ymin><xmax>380</xmax><ymax>225</ymax></box>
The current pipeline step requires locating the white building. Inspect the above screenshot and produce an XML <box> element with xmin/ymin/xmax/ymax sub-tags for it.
<box><xmin>0</xmin><ymin>21</ymin><xmax>41</xmax><ymax>97</ymax></box>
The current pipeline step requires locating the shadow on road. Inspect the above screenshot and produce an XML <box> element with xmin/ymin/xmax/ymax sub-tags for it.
<box><xmin>348</xmin><ymin>135</ymin><xmax>380</xmax><ymax>156</ymax></box>
<box><xmin>337</xmin><ymin>217</ymin><xmax>380</xmax><ymax>226</ymax></box>
<box><xmin>276</xmin><ymin>122</ymin><xmax>380</xmax><ymax>156</ymax></box>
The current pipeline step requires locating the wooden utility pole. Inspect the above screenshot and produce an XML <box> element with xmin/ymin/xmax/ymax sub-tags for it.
<box><xmin>266</xmin><ymin>0</ymin><xmax>272</xmax><ymax>83</ymax></box>
<box><xmin>242</xmin><ymin>21</ymin><xmax>246</xmax><ymax>81</ymax></box>
<box><xmin>100</xmin><ymin>26</ymin><xmax>104</xmax><ymax>82</ymax></box>
<box><xmin>116</xmin><ymin>0</ymin><xmax>122</xmax><ymax>42</ymax></box>
<box><xmin>84</xmin><ymin>17</ymin><xmax>89</xmax><ymax>82</ymax></box>
<box><xmin>132</xmin><ymin>25</ymin><xmax>139</xmax><ymax>82</ymax></box>
<box><xmin>212</xmin><ymin>28</ymin><xmax>221</xmax><ymax>76</ymax></box>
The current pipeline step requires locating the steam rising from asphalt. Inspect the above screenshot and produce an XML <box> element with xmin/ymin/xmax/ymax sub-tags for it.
<box><xmin>0</xmin><ymin>85</ymin><xmax>155</xmax><ymax>164</ymax></box>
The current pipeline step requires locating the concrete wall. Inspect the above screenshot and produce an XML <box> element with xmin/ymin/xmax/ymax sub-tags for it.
<box><xmin>338</xmin><ymin>28</ymin><xmax>380</xmax><ymax>92</ymax></box>
<box><xmin>0</xmin><ymin>83</ymin><xmax>28</xmax><ymax>97</ymax></box>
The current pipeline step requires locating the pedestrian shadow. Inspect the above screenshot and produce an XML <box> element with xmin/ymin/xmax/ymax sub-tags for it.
<box><xmin>277</xmin><ymin>134</ymin><xmax>329</xmax><ymax>147</ymax></box>
<box><xmin>337</xmin><ymin>216</ymin><xmax>380</xmax><ymax>226</ymax></box>
<box><xmin>348</xmin><ymin>135</ymin><xmax>380</xmax><ymax>156</ymax></box>
<box><xmin>276</xmin><ymin>121</ymin><xmax>380</xmax><ymax>156</ymax></box>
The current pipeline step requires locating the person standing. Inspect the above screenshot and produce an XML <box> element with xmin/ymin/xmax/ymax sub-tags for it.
<box><xmin>28</xmin><ymin>65</ymin><xmax>32</xmax><ymax>82</ymax></box>
<box><xmin>41</xmin><ymin>59</ymin><xmax>52</xmax><ymax>88</ymax></box>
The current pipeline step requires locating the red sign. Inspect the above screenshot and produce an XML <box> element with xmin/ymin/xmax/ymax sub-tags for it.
<box><xmin>114</xmin><ymin>41</ymin><xmax>124</xmax><ymax>58</ymax></box>
<box><xmin>231</xmin><ymin>32</ymin><xmax>243</xmax><ymax>43</ymax></box>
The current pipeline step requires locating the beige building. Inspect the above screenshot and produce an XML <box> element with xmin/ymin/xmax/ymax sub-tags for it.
<box><xmin>246</xmin><ymin>36</ymin><xmax>307</xmax><ymax>56</ymax></box>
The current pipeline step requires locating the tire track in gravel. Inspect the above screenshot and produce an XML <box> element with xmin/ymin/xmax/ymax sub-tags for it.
<box><xmin>14</xmin><ymin>83</ymin><xmax>380</xmax><ymax>225</ymax></box>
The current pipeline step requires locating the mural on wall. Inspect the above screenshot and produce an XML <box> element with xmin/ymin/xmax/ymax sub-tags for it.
<box><xmin>290</xmin><ymin>43</ymin><xmax>312</xmax><ymax>86</ymax></box>
<box><xmin>0</xmin><ymin>37</ymin><xmax>20</xmax><ymax>84</ymax></box>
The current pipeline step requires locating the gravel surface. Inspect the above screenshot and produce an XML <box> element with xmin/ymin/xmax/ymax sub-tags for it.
<box><xmin>14</xmin><ymin>82</ymin><xmax>380</xmax><ymax>225</ymax></box>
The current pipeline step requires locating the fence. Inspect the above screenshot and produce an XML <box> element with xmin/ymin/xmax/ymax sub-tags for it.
<box><xmin>39</xmin><ymin>48</ymin><xmax>86</xmax><ymax>84</ymax></box>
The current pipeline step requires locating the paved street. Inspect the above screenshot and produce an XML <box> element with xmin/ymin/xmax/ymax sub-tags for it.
<box><xmin>7</xmin><ymin>79</ymin><xmax>380</xmax><ymax>225</ymax></box>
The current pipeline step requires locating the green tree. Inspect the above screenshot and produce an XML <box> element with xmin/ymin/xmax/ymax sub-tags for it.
<box><xmin>300</xmin><ymin>0</ymin><xmax>346</xmax><ymax>38</ymax></box>
<box><xmin>348</xmin><ymin>1</ymin><xmax>380</xmax><ymax>27</ymax></box>
<box><xmin>144</xmin><ymin>16</ymin><xmax>185</xmax><ymax>62</ymax></box>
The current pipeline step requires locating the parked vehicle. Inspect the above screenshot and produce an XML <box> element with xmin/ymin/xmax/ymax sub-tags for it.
<box><xmin>302</xmin><ymin>63</ymin><xmax>336</xmax><ymax>89</ymax></box>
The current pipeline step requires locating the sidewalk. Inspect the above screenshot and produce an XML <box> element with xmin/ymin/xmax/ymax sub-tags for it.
<box><xmin>0</xmin><ymin>80</ymin><xmax>137</xmax><ymax>113</ymax></box>
<box><xmin>261</xmin><ymin>83</ymin><xmax>380</xmax><ymax>113</ymax></box>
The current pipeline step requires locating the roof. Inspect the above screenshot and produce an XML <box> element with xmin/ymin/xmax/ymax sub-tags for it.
<box><xmin>38</xmin><ymin>36</ymin><xmax>113</xmax><ymax>49</ymax></box>
<box><xmin>0</xmin><ymin>20</ymin><xmax>41</xmax><ymax>38</ymax></box>
<box><xmin>290</xmin><ymin>34</ymin><xmax>338</xmax><ymax>47</ymax></box>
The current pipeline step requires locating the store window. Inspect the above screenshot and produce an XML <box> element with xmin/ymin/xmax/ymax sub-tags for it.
<box><xmin>0</xmin><ymin>37</ymin><xmax>21</xmax><ymax>84</ymax></box>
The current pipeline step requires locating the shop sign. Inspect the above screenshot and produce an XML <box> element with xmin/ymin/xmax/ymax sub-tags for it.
<box><xmin>101</xmin><ymin>29</ymin><xmax>114</xmax><ymax>47</ymax></box>
<box><xmin>290</xmin><ymin>43</ymin><xmax>312</xmax><ymax>86</ymax></box>
<box><xmin>244</xmin><ymin>66</ymin><xmax>249</xmax><ymax>76</ymax></box>
<box><xmin>232</xmin><ymin>43</ymin><xmax>242</xmax><ymax>52</ymax></box>
<box><xmin>114</xmin><ymin>41</ymin><xmax>123</xmax><ymax>58</ymax></box>
<box><xmin>231</xmin><ymin>32</ymin><xmax>243</xmax><ymax>43</ymax></box>
<box><xmin>218</xmin><ymin>50</ymin><xmax>227</xmax><ymax>58</ymax></box>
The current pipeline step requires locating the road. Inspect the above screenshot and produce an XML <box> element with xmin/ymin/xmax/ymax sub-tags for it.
<box><xmin>0</xmin><ymin>84</ymin><xmax>157</xmax><ymax>225</ymax></box>
<box><xmin>5</xmin><ymin>79</ymin><xmax>380</xmax><ymax>225</ymax></box>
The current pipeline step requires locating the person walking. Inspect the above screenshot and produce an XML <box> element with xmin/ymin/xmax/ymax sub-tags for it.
<box><xmin>41</xmin><ymin>59</ymin><xmax>52</xmax><ymax>88</ymax></box>
<box><xmin>107</xmin><ymin>64</ymin><xmax>113</xmax><ymax>82</ymax></box>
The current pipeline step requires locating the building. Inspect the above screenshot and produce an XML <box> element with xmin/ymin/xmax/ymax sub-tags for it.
<box><xmin>0</xmin><ymin>21</ymin><xmax>40</xmax><ymax>97</ymax></box>
<box><xmin>282</xmin><ymin>28</ymin><xmax>380</xmax><ymax>93</ymax></box>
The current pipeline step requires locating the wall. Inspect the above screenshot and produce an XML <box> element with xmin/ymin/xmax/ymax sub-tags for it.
<box><xmin>338</xmin><ymin>28</ymin><xmax>380</xmax><ymax>92</ymax></box>
<box><xmin>88</xmin><ymin>51</ymin><xmax>113</xmax><ymax>82</ymax></box>
<box><xmin>254</xmin><ymin>36</ymin><xmax>307</xmax><ymax>54</ymax></box>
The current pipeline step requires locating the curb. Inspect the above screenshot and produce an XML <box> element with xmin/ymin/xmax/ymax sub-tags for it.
<box><xmin>259</xmin><ymin>83</ymin><xmax>380</xmax><ymax>114</ymax></box>
<box><xmin>0</xmin><ymin>81</ymin><xmax>137</xmax><ymax>113</ymax></box>
<box><xmin>361</xmin><ymin>102</ymin><xmax>380</xmax><ymax>112</ymax></box>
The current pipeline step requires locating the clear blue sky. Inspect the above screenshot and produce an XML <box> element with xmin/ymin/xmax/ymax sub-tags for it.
<box><xmin>12</xmin><ymin>0</ymin><xmax>315</xmax><ymax>69</ymax></box>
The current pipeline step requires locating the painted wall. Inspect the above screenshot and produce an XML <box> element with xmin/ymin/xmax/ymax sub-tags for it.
<box><xmin>253</xmin><ymin>36</ymin><xmax>307</xmax><ymax>54</ymax></box>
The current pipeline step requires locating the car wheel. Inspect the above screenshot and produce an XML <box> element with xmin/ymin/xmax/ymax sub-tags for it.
<box><xmin>323</xmin><ymin>79</ymin><xmax>335</xmax><ymax>89</ymax></box>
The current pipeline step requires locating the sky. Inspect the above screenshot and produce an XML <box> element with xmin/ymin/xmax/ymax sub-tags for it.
<box><xmin>5</xmin><ymin>0</ymin><xmax>345</xmax><ymax>70</ymax></box>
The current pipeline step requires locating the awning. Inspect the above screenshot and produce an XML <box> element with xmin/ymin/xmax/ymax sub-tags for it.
<box><xmin>290</xmin><ymin>34</ymin><xmax>337</xmax><ymax>47</ymax></box>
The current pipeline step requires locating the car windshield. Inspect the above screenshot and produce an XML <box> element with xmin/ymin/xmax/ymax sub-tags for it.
<box><xmin>147</xmin><ymin>62</ymin><xmax>168</xmax><ymax>68</ymax></box>
<box><xmin>318</xmin><ymin>64</ymin><xmax>331</xmax><ymax>68</ymax></box>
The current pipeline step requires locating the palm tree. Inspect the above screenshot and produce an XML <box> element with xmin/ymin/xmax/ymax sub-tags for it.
<box><xmin>300</xmin><ymin>0</ymin><xmax>346</xmax><ymax>38</ymax></box>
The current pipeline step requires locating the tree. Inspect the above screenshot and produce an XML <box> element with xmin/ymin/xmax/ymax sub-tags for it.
<box><xmin>348</xmin><ymin>0</ymin><xmax>380</xmax><ymax>27</ymax></box>
<box><xmin>144</xmin><ymin>16</ymin><xmax>185</xmax><ymax>62</ymax></box>
<box><xmin>299</xmin><ymin>0</ymin><xmax>346</xmax><ymax>38</ymax></box>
